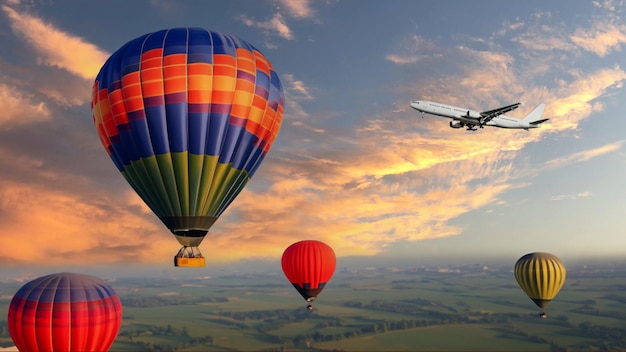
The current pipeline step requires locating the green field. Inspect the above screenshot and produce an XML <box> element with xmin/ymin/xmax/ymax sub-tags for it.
<box><xmin>1</xmin><ymin>264</ymin><xmax>625</xmax><ymax>351</ymax></box>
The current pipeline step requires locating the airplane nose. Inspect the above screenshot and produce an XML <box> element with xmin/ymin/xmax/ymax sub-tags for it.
<box><xmin>410</xmin><ymin>101</ymin><xmax>420</xmax><ymax>110</ymax></box>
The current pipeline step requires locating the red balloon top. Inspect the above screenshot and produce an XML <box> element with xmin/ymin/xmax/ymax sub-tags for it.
<box><xmin>281</xmin><ymin>240</ymin><xmax>336</xmax><ymax>290</ymax></box>
<box><xmin>8</xmin><ymin>272</ymin><xmax>122</xmax><ymax>352</ymax></box>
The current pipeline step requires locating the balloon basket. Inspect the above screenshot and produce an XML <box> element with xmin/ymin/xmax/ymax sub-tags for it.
<box><xmin>174</xmin><ymin>246</ymin><xmax>205</xmax><ymax>267</ymax></box>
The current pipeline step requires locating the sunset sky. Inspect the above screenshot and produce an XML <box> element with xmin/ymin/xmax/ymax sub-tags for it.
<box><xmin>1</xmin><ymin>0</ymin><xmax>625</xmax><ymax>272</ymax></box>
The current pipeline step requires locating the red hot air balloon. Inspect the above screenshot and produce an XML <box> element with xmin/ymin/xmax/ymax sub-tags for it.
<box><xmin>91</xmin><ymin>27</ymin><xmax>284</xmax><ymax>267</ymax></box>
<box><xmin>8</xmin><ymin>272</ymin><xmax>122</xmax><ymax>352</ymax></box>
<box><xmin>281</xmin><ymin>240</ymin><xmax>336</xmax><ymax>310</ymax></box>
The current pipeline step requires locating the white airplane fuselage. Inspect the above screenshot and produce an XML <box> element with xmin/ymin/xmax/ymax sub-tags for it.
<box><xmin>410</xmin><ymin>100</ymin><xmax>546</xmax><ymax>130</ymax></box>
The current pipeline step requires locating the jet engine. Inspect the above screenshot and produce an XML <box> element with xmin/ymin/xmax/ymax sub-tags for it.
<box><xmin>449</xmin><ymin>120</ymin><xmax>464</xmax><ymax>129</ymax></box>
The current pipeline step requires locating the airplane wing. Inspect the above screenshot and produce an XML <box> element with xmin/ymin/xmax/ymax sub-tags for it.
<box><xmin>479</xmin><ymin>102</ymin><xmax>521</xmax><ymax>124</ymax></box>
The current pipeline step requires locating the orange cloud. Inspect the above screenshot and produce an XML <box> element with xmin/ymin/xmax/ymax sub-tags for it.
<box><xmin>0</xmin><ymin>180</ymin><xmax>177</xmax><ymax>266</ymax></box>
<box><xmin>1</xmin><ymin>2</ymin><xmax>624</xmax><ymax>267</ymax></box>
<box><xmin>0</xmin><ymin>84</ymin><xmax>50</xmax><ymax>129</ymax></box>
<box><xmin>548</xmin><ymin>66</ymin><xmax>626</xmax><ymax>130</ymax></box>
<box><xmin>278</xmin><ymin>0</ymin><xmax>316</xmax><ymax>19</ymax></box>
<box><xmin>2</xmin><ymin>5</ymin><xmax>110</xmax><ymax>81</ymax></box>
<box><xmin>202</xmin><ymin>117</ymin><xmax>522</xmax><ymax>260</ymax></box>
<box><xmin>571</xmin><ymin>22</ymin><xmax>626</xmax><ymax>57</ymax></box>
<box><xmin>199</xmin><ymin>18</ymin><xmax>626</xmax><ymax>263</ymax></box>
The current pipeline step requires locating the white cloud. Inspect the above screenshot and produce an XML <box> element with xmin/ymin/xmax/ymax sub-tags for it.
<box><xmin>281</xmin><ymin>73</ymin><xmax>314</xmax><ymax>120</ymax></box>
<box><xmin>282</xmin><ymin>73</ymin><xmax>313</xmax><ymax>99</ymax></box>
<box><xmin>592</xmin><ymin>0</ymin><xmax>622</xmax><ymax>11</ymax></box>
<box><xmin>551</xmin><ymin>191</ymin><xmax>593</xmax><ymax>201</ymax></box>
<box><xmin>240</xmin><ymin>13</ymin><xmax>294</xmax><ymax>40</ymax></box>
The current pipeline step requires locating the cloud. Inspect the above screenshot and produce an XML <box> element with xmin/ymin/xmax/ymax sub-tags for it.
<box><xmin>239</xmin><ymin>13</ymin><xmax>294</xmax><ymax>40</ymax></box>
<box><xmin>455</xmin><ymin>47</ymin><xmax>521</xmax><ymax>100</ymax></box>
<box><xmin>283</xmin><ymin>73</ymin><xmax>313</xmax><ymax>100</ymax></box>
<box><xmin>511</xmin><ymin>20</ymin><xmax>576</xmax><ymax>53</ymax></box>
<box><xmin>200</xmin><ymin>102</ymin><xmax>526</xmax><ymax>258</ymax></box>
<box><xmin>571</xmin><ymin>22</ymin><xmax>626</xmax><ymax>57</ymax></box>
<box><xmin>281</xmin><ymin>73</ymin><xmax>314</xmax><ymax>120</ymax></box>
<box><xmin>0</xmin><ymin>83</ymin><xmax>50</xmax><ymax>129</ymax></box>
<box><xmin>386</xmin><ymin>55</ymin><xmax>420</xmax><ymax>65</ymax></box>
<box><xmin>401</xmin><ymin>32</ymin><xmax>626</xmax><ymax>134</ymax></box>
<box><xmin>509</xmin><ymin>6</ymin><xmax>626</xmax><ymax>58</ymax></box>
<box><xmin>218</xmin><ymin>3</ymin><xmax>626</xmax><ymax>261</ymax></box>
<box><xmin>0</xmin><ymin>179</ymin><xmax>177</xmax><ymax>266</ymax></box>
<box><xmin>278</xmin><ymin>0</ymin><xmax>316</xmax><ymax>19</ymax></box>
<box><xmin>544</xmin><ymin>140</ymin><xmax>624</xmax><ymax>169</ymax></box>
<box><xmin>149</xmin><ymin>0</ymin><xmax>181</xmax><ymax>15</ymax></box>
<box><xmin>1</xmin><ymin>1</ymin><xmax>625</xmax><ymax>266</ymax></box>
<box><xmin>548</xmin><ymin>66</ymin><xmax>626</xmax><ymax>130</ymax></box>
<box><xmin>211</xmin><ymin>138</ymin><xmax>516</xmax><ymax>258</ymax></box>
<box><xmin>0</xmin><ymin>136</ymin><xmax>174</xmax><ymax>266</ymax></box>
<box><xmin>592</xmin><ymin>0</ymin><xmax>622</xmax><ymax>11</ymax></box>
<box><xmin>551</xmin><ymin>191</ymin><xmax>592</xmax><ymax>201</ymax></box>
<box><xmin>2</xmin><ymin>5</ymin><xmax>110</xmax><ymax>81</ymax></box>
<box><xmin>386</xmin><ymin>35</ymin><xmax>442</xmax><ymax>65</ymax></box>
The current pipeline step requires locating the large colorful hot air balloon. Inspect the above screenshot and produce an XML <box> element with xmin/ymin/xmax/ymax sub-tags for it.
<box><xmin>91</xmin><ymin>28</ymin><xmax>284</xmax><ymax>267</ymax></box>
<box><xmin>514</xmin><ymin>252</ymin><xmax>566</xmax><ymax>318</ymax></box>
<box><xmin>8</xmin><ymin>272</ymin><xmax>122</xmax><ymax>351</ymax></box>
<box><xmin>281</xmin><ymin>240</ymin><xmax>336</xmax><ymax>310</ymax></box>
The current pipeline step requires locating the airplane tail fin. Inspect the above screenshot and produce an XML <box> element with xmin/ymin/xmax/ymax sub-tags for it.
<box><xmin>522</xmin><ymin>104</ymin><xmax>547</xmax><ymax>124</ymax></box>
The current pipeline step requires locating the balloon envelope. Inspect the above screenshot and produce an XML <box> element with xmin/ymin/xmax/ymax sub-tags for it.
<box><xmin>8</xmin><ymin>272</ymin><xmax>122</xmax><ymax>352</ymax></box>
<box><xmin>514</xmin><ymin>252</ymin><xmax>566</xmax><ymax>311</ymax></box>
<box><xmin>281</xmin><ymin>240</ymin><xmax>336</xmax><ymax>303</ymax></box>
<box><xmin>91</xmin><ymin>27</ymin><xmax>284</xmax><ymax>265</ymax></box>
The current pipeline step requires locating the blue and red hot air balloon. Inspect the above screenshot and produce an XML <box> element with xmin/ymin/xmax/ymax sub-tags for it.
<box><xmin>8</xmin><ymin>272</ymin><xmax>122</xmax><ymax>352</ymax></box>
<box><xmin>281</xmin><ymin>240</ymin><xmax>336</xmax><ymax>310</ymax></box>
<box><xmin>91</xmin><ymin>27</ymin><xmax>284</xmax><ymax>267</ymax></box>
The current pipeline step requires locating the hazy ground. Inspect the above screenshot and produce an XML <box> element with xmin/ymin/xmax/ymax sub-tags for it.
<box><xmin>1</xmin><ymin>258</ymin><xmax>625</xmax><ymax>351</ymax></box>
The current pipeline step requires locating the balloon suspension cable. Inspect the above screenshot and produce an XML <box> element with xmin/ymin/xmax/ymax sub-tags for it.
<box><xmin>175</xmin><ymin>246</ymin><xmax>203</xmax><ymax>258</ymax></box>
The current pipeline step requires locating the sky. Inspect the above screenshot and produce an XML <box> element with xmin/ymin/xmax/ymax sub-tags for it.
<box><xmin>0</xmin><ymin>0</ymin><xmax>625</xmax><ymax>273</ymax></box>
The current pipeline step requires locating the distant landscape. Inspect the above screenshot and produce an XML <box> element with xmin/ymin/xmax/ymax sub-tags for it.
<box><xmin>1</xmin><ymin>260</ymin><xmax>625</xmax><ymax>351</ymax></box>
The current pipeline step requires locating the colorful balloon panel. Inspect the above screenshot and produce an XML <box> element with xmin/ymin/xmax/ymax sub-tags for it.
<box><xmin>514</xmin><ymin>252</ymin><xmax>566</xmax><ymax>310</ymax></box>
<box><xmin>281</xmin><ymin>240</ymin><xmax>336</xmax><ymax>301</ymax></box>
<box><xmin>91</xmin><ymin>28</ymin><xmax>284</xmax><ymax>245</ymax></box>
<box><xmin>8</xmin><ymin>272</ymin><xmax>122</xmax><ymax>352</ymax></box>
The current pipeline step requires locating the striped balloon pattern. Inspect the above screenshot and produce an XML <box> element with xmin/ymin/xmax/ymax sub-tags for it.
<box><xmin>281</xmin><ymin>240</ymin><xmax>336</xmax><ymax>304</ymax></box>
<box><xmin>8</xmin><ymin>272</ymin><xmax>122</xmax><ymax>352</ymax></box>
<box><xmin>514</xmin><ymin>252</ymin><xmax>566</xmax><ymax>312</ymax></box>
<box><xmin>91</xmin><ymin>27</ymin><xmax>284</xmax><ymax>249</ymax></box>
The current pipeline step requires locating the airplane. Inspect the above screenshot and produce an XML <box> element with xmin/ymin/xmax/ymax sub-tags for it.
<box><xmin>409</xmin><ymin>100</ymin><xmax>548</xmax><ymax>131</ymax></box>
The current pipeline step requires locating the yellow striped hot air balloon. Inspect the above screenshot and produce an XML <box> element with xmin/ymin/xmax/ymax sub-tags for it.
<box><xmin>514</xmin><ymin>252</ymin><xmax>566</xmax><ymax>318</ymax></box>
